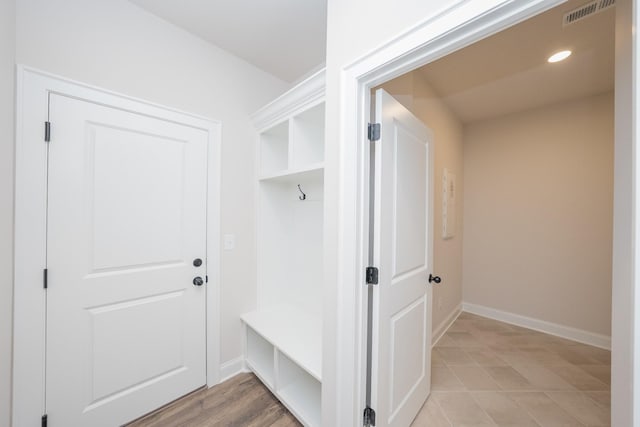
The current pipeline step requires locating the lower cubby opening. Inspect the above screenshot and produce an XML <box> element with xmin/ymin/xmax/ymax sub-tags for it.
<box><xmin>277</xmin><ymin>352</ymin><xmax>321</xmax><ymax>427</ymax></box>
<box><xmin>246</xmin><ymin>327</ymin><xmax>275</xmax><ymax>388</ymax></box>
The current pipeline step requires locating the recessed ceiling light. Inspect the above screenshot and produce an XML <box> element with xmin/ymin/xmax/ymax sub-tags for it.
<box><xmin>548</xmin><ymin>50</ymin><xmax>572</xmax><ymax>63</ymax></box>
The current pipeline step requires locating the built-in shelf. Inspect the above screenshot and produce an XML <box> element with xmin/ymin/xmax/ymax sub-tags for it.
<box><xmin>258</xmin><ymin>163</ymin><xmax>324</xmax><ymax>183</ymax></box>
<box><xmin>246</xmin><ymin>68</ymin><xmax>325</xmax><ymax>427</ymax></box>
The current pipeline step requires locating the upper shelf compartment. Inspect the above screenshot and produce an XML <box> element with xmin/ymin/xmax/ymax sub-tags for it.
<box><xmin>291</xmin><ymin>102</ymin><xmax>325</xmax><ymax>169</ymax></box>
<box><xmin>260</xmin><ymin>121</ymin><xmax>289</xmax><ymax>175</ymax></box>
<box><xmin>253</xmin><ymin>70</ymin><xmax>325</xmax><ymax>178</ymax></box>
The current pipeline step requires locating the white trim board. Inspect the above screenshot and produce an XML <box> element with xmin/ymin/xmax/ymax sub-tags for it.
<box><xmin>12</xmin><ymin>66</ymin><xmax>222</xmax><ymax>426</ymax></box>
<box><xmin>462</xmin><ymin>302</ymin><xmax>612</xmax><ymax>350</ymax></box>
<box><xmin>432</xmin><ymin>305</ymin><xmax>462</xmax><ymax>347</ymax></box>
<box><xmin>219</xmin><ymin>357</ymin><xmax>247</xmax><ymax>383</ymax></box>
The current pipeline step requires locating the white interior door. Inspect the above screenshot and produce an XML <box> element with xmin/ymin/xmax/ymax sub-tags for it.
<box><xmin>46</xmin><ymin>93</ymin><xmax>208</xmax><ymax>426</ymax></box>
<box><xmin>372</xmin><ymin>89</ymin><xmax>433</xmax><ymax>427</ymax></box>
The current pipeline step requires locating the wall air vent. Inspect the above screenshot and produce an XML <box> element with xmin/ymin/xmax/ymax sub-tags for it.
<box><xmin>563</xmin><ymin>0</ymin><xmax>615</xmax><ymax>26</ymax></box>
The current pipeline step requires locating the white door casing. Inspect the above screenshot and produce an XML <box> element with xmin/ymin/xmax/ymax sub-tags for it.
<box><xmin>46</xmin><ymin>93</ymin><xmax>208</xmax><ymax>426</ymax></box>
<box><xmin>371</xmin><ymin>89</ymin><xmax>433</xmax><ymax>427</ymax></box>
<box><xmin>13</xmin><ymin>67</ymin><xmax>221</xmax><ymax>426</ymax></box>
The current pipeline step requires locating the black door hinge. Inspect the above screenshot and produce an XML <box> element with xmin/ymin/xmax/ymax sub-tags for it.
<box><xmin>364</xmin><ymin>406</ymin><xmax>376</xmax><ymax>426</ymax></box>
<box><xmin>44</xmin><ymin>121</ymin><xmax>51</xmax><ymax>142</ymax></box>
<box><xmin>368</xmin><ymin>123</ymin><xmax>380</xmax><ymax>141</ymax></box>
<box><xmin>365</xmin><ymin>267</ymin><xmax>378</xmax><ymax>285</ymax></box>
<box><xmin>42</xmin><ymin>414</ymin><xmax>48</xmax><ymax>427</ymax></box>
<box><xmin>43</xmin><ymin>268</ymin><xmax>48</xmax><ymax>289</ymax></box>
<box><xmin>205</xmin><ymin>275</ymin><xmax>209</xmax><ymax>283</ymax></box>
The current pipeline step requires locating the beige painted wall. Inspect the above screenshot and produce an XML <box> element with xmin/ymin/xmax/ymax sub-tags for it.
<box><xmin>463</xmin><ymin>92</ymin><xmax>614</xmax><ymax>336</ymax></box>
<box><xmin>379</xmin><ymin>71</ymin><xmax>464</xmax><ymax>335</ymax></box>
<box><xmin>0</xmin><ymin>1</ymin><xmax>16</xmax><ymax>425</ymax></box>
<box><xmin>14</xmin><ymin>0</ymin><xmax>288</xmax><ymax>369</ymax></box>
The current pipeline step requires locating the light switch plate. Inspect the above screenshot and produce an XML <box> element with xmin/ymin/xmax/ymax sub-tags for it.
<box><xmin>223</xmin><ymin>234</ymin><xmax>236</xmax><ymax>251</ymax></box>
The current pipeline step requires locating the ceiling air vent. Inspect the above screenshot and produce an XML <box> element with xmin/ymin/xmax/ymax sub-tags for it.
<box><xmin>563</xmin><ymin>0</ymin><xmax>615</xmax><ymax>26</ymax></box>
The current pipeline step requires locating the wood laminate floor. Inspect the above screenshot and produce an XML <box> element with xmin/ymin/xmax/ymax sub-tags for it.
<box><xmin>126</xmin><ymin>373</ymin><xmax>301</xmax><ymax>427</ymax></box>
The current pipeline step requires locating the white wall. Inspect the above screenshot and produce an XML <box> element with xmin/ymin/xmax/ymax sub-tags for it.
<box><xmin>0</xmin><ymin>1</ymin><xmax>16</xmax><ymax>425</ymax></box>
<box><xmin>463</xmin><ymin>92</ymin><xmax>614</xmax><ymax>338</ymax></box>
<box><xmin>379</xmin><ymin>71</ymin><xmax>464</xmax><ymax>336</ymax></box>
<box><xmin>15</xmin><ymin>0</ymin><xmax>288</xmax><ymax>370</ymax></box>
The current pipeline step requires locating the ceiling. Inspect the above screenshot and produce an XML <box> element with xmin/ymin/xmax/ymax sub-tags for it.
<box><xmin>417</xmin><ymin>0</ymin><xmax>615</xmax><ymax>123</ymax></box>
<box><xmin>129</xmin><ymin>0</ymin><xmax>327</xmax><ymax>83</ymax></box>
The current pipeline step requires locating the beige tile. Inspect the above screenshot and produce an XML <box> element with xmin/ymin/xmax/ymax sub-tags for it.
<box><xmin>547</xmin><ymin>344</ymin><xmax>600</xmax><ymax>365</ymax></box>
<box><xmin>435</xmin><ymin>335</ymin><xmax>458</xmax><ymax>347</ymax></box>
<box><xmin>519</xmin><ymin>347</ymin><xmax>569</xmax><ymax>365</ymax></box>
<box><xmin>447</xmin><ymin>332</ymin><xmax>485</xmax><ymax>347</ymax></box>
<box><xmin>471</xmin><ymin>392</ymin><xmax>539</xmax><ymax>426</ymax></box>
<box><xmin>511</xmin><ymin>365</ymin><xmax>575</xmax><ymax>391</ymax></box>
<box><xmin>449</xmin><ymin>365</ymin><xmax>501</xmax><ymax>391</ymax></box>
<box><xmin>411</xmin><ymin>396</ymin><xmax>451</xmax><ymax>426</ymax></box>
<box><xmin>432</xmin><ymin>392</ymin><xmax>494</xmax><ymax>425</ymax></box>
<box><xmin>493</xmin><ymin>349</ymin><xmax>539</xmax><ymax>367</ymax></box>
<box><xmin>548</xmin><ymin>391</ymin><xmax>610</xmax><ymax>426</ymax></box>
<box><xmin>577</xmin><ymin>365</ymin><xmax>610</xmax><ymax>385</ymax></box>
<box><xmin>467</xmin><ymin>332</ymin><xmax>503</xmax><ymax>346</ymax></box>
<box><xmin>432</xmin><ymin>365</ymin><xmax>465</xmax><ymax>391</ymax></box>
<box><xmin>569</xmin><ymin>344</ymin><xmax>611</xmax><ymax>365</ymax></box>
<box><xmin>484</xmin><ymin>366</ymin><xmax>534</xmax><ymax>390</ymax></box>
<box><xmin>465</xmin><ymin>349</ymin><xmax>509</xmax><ymax>367</ymax></box>
<box><xmin>546</xmin><ymin>364</ymin><xmax>609</xmax><ymax>391</ymax></box>
<box><xmin>432</xmin><ymin>350</ymin><xmax>447</xmax><ymax>366</ymax></box>
<box><xmin>437</xmin><ymin>347</ymin><xmax>477</xmax><ymax>366</ymax></box>
<box><xmin>432</xmin><ymin>314</ymin><xmax>611</xmax><ymax>425</ymax></box>
<box><xmin>509</xmin><ymin>392</ymin><xmax>583</xmax><ymax>426</ymax></box>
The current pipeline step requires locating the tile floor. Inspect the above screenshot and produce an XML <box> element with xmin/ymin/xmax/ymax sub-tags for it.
<box><xmin>411</xmin><ymin>312</ymin><xmax>611</xmax><ymax>426</ymax></box>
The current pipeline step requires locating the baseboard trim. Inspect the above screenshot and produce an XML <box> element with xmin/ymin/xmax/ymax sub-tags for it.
<box><xmin>218</xmin><ymin>356</ymin><xmax>247</xmax><ymax>384</ymax></box>
<box><xmin>432</xmin><ymin>304</ymin><xmax>462</xmax><ymax>347</ymax></box>
<box><xmin>462</xmin><ymin>302</ymin><xmax>611</xmax><ymax>350</ymax></box>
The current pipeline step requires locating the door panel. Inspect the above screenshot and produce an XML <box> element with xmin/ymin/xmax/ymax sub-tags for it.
<box><xmin>90</xmin><ymin>124</ymin><xmax>186</xmax><ymax>270</ymax></box>
<box><xmin>373</xmin><ymin>89</ymin><xmax>433</xmax><ymax>427</ymax></box>
<box><xmin>46</xmin><ymin>94</ymin><xmax>208</xmax><ymax>426</ymax></box>
<box><xmin>393</xmin><ymin>123</ymin><xmax>428</xmax><ymax>277</ymax></box>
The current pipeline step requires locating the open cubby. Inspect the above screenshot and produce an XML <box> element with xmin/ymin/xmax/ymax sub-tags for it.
<box><xmin>259</xmin><ymin>120</ymin><xmax>289</xmax><ymax>175</ymax></box>
<box><xmin>245</xmin><ymin>328</ymin><xmax>275</xmax><ymax>388</ymax></box>
<box><xmin>291</xmin><ymin>102</ymin><xmax>325</xmax><ymax>169</ymax></box>
<box><xmin>278</xmin><ymin>353</ymin><xmax>322</xmax><ymax>427</ymax></box>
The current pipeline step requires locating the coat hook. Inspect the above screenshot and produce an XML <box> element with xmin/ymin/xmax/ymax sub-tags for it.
<box><xmin>297</xmin><ymin>184</ymin><xmax>306</xmax><ymax>201</ymax></box>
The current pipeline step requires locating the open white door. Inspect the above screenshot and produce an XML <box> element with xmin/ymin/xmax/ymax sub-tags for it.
<box><xmin>371</xmin><ymin>89</ymin><xmax>434</xmax><ymax>427</ymax></box>
<box><xmin>46</xmin><ymin>93</ymin><xmax>208</xmax><ymax>426</ymax></box>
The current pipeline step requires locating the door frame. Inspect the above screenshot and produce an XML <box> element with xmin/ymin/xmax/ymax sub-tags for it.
<box><xmin>326</xmin><ymin>0</ymin><xmax>637</xmax><ymax>425</ymax></box>
<box><xmin>12</xmin><ymin>66</ymin><xmax>222</xmax><ymax>426</ymax></box>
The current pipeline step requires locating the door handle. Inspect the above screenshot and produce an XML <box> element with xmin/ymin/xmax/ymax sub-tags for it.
<box><xmin>193</xmin><ymin>276</ymin><xmax>204</xmax><ymax>286</ymax></box>
<box><xmin>428</xmin><ymin>274</ymin><xmax>441</xmax><ymax>284</ymax></box>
